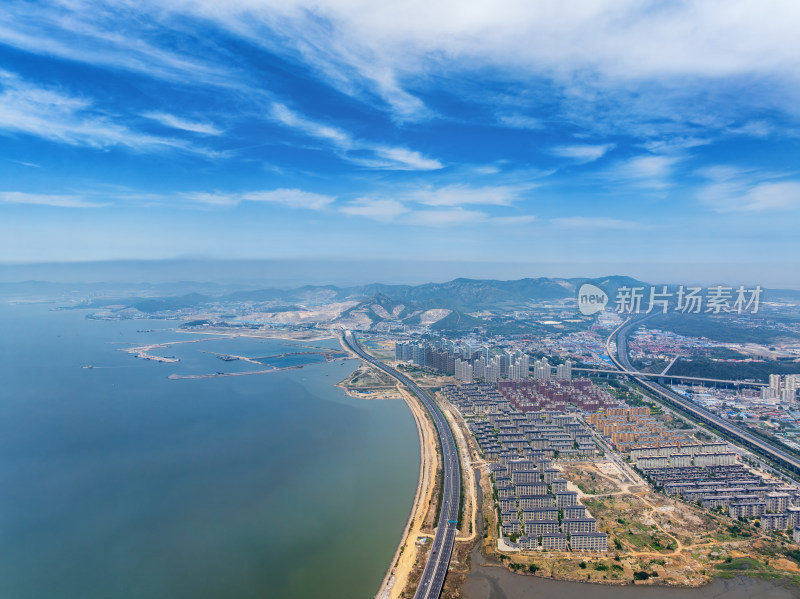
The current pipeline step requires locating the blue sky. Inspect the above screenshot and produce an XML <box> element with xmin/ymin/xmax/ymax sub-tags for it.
<box><xmin>1</xmin><ymin>1</ymin><xmax>799</xmax><ymax>283</ymax></box>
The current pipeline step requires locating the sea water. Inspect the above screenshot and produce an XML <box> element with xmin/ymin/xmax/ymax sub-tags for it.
<box><xmin>0</xmin><ymin>303</ymin><xmax>419</xmax><ymax>599</ymax></box>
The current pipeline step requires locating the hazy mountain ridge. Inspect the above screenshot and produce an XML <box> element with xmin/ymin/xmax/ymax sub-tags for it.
<box><xmin>5</xmin><ymin>277</ymin><xmax>798</xmax><ymax>329</ymax></box>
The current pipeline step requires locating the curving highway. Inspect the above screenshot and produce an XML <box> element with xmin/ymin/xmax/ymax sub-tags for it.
<box><xmin>606</xmin><ymin>317</ymin><xmax>800</xmax><ymax>476</ymax></box>
<box><xmin>342</xmin><ymin>331</ymin><xmax>461</xmax><ymax>599</ymax></box>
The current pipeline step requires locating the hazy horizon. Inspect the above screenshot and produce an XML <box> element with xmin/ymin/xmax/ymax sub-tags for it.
<box><xmin>1</xmin><ymin>258</ymin><xmax>798</xmax><ymax>290</ymax></box>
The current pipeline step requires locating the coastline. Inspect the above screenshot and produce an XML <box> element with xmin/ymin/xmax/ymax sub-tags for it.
<box><xmin>463</xmin><ymin>544</ymin><xmax>799</xmax><ymax>599</ymax></box>
<box><xmin>336</xmin><ymin>336</ymin><xmax>441</xmax><ymax>599</ymax></box>
<box><xmin>330</xmin><ymin>339</ymin><xmax>800</xmax><ymax>597</ymax></box>
<box><xmin>124</xmin><ymin>327</ymin><xmax>341</xmax><ymax>376</ymax></box>
<box><xmin>174</xmin><ymin>327</ymin><xmax>335</xmax><ymax>342</ymax></box>
<box><xmin>374</xmin><ymin>384</ymin><xmax>438</xmax><ymax>599</ymax></box>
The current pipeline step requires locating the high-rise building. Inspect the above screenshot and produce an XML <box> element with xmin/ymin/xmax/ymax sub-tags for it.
<box><xmin>533</xmin><ymin>358</ymin><xmax>551</xmax><ymax>380</ymax></box>
<box><xmin>519</xmin><ymin>353</ymin><xmax>530</xmax><ymax>378</ymax></box>
<box><xmin>412</xmin><ymin>344</ymin><xmax>428</xmax><ymax>366</ymax></box>
<box><xmin>473</xmin><ymin>357</ymin><xmax>486</xmax><ymax>380</ymax></box>
<box><xmin>556</xmin><ymin>359</ymin><xmax>573</xmax><ymax>381</ymax></box>
<box><xmin>486</xmin><ymin>357</ymin><xmax>500</xmax><ymax>383</ymax></box>
<box><xmin>455</xmin><ymin>358</ymin><xmax>473</xmax><ymax>383</ymax></box>
<box><xmin>499</xmin><ymin>353</ymin><xmax>510</xmax><ymax>376</ymax></box>
<box><xmin>767</xmin><ymin>374</ymin><xmax>798</xmax><ymax>403</ymax></box>
<box><xmin>402</xmin><ymin>343</ymin><xmax>413</xmax><ymax>361</ymax></box>
<box><xmin>762</xmin><ymin>386</ymin><xmax>778</xmax><ymax>402</ymax></box>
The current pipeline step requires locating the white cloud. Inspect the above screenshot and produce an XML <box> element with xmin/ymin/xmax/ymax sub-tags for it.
<box><xmin>340</xmin><ymin>198</ymin><xmax>408</xmax><ymax>221</ymax></box>
<box><xmin>270</xmin><ymin>103</ymin><xmax>350</xmax><ymax>146</ymax></box>
<box><xmin>142</xmin><ymin>111</ymin><xmax>223</xmax><ymax>135</ymax></box>
<box><xmin>339</xmin><ymin>186</ymin><xmax>537</xmax><ymax>226</ymax></box>
<box><xmin>694</xmin><ymin>165</ymin><xmax>751</xmax><ymax>182</ymax></box>
<box><xmin>404</xmin><ymin>183</ymin><xmax>532</xmax><ymax>207</ymax></box>
<box><xmin>0</xmin><ymin>71</ymin><xmax>217</xmax><ymax>155</ymax></box>
<box><xmin>5</xmin><ymin>1</ymin><xmax>800</xmax><ymax>133</ymax></box>
<box><xmin>3</xmin><ymin>0</ymin><xmax>800</xmax><ymax>135</ymax></box>
<box><xmin>551</xmin><ymin>143</ymin><xmax>615</xmax><ymax>163</ymax></box>
<box><xmin>552</xmin><ymin>216</ymin><xmax>642</xmax><ymax>229</ymax></box>
<box><xmin>405</xmin><ymin>209</ymin><xmax>535</xmax><ymax>227</ymax></box>
<box><xmin>740</xmin><ymin>182</ymin><xmax>800</xmax><ymax>211</ymax></box>
<box><xmin>603</xmin><ymin>154</ymin><xmax>682</xmax><ymax>189</ymax></box>
<box><xmin>727</xmin><ymin>120</ymin><xmax>774</xmax><ymax>138</ymax></box>
<box><xmin>242</xmin><ymin>189</ymin><xmax>335</xmax><ymax>210</ymax></box>
<box><xmin>640</xmin><ymin>137</ymin><xmax>711</xmax><ymax>154</ymax></box>
<box><xmin>269</xmin><ymin>102</ymin><xmax>442</xmax><ymax>170</ymax></box>
<box><xmin>0</xmin><ymin>4</ymin><xmax>236</xmax><ymax>89</ymax></box>
<box><xmin>697</xmin><ymin>166</ymin><xmax>800</xmax><ymax>212</ymax></box>
<box><xmin>162</xmin><ymin>0</ymin><xmax>800</xmax><ymax>122</ymax></box>
<box><xmin>474</xmin><ymin>165</ymin><xmax>501</xmax><ymax>175</ymax></box>
<box><xmin>183</xmin><ymin>188</ymin><xmax>335</xmax><ymax>209</ymax></box>
<box><xmin>497</xmin><ymin>113</ymin><xmax>544</xmax><ymax>130</ymax></box>
<box><xmin>0</xmin><ymin>191</ymin><xmax>104</xmax><ymax>208</ymax></box>
<box><xmin>489</xmin><ymin>215</ymin><xmax>536</xmax><ymax>225</ymax></box>
<box><xmin>408</xmin><ymin>208</ymin><xmax>487</xmax><ymax>227</ymax></box>
<box><xmin>625</xmin><ymin>155</ymin><xmax>680</xmax><ymax>179</ymax></box>
<box><xmin>367</xmin><ymin>146</ymin><xmax>443</xmax><ymax>171</ymax></box>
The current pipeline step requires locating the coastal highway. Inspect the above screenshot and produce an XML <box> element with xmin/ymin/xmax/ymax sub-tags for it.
<box><xmin>342</xmin><ymin>331</ymin><xmax>460</xmax><ymax>599</ymax></box>
<box><xmin>606</xmin><ymin>317</ymin><xmax>800</xmax><ymax>476</ymax></box>
<box><xmin>572</xmin><ymin>367</ymin><xmax>768</xmax><ymax>388</ymax></box>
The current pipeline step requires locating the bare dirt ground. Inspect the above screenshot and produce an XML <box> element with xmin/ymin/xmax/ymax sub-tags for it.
<box><xmin>337</xmin><ymin>363</ymin><xmax>403</xmax><ymax>399</ymax></box>
<box><xmin>478</xmin><ymin>457</ymin><xmax>800</xmax><ymax>586</ymax></box>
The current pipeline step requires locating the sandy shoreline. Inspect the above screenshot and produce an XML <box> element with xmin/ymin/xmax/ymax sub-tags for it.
<box><xmin>376</xmin><ymin>384</ymin><xmax>440</xmax><ymax>599</ymax></box>
<box><xmin>174</xmin><ymin>327</ymin><xmax>335</xmax><ymax>342</ymax></box>
<box><xmin>123</xmin><ymin>328</ymin><xmax>340</xmax><ymax>374</ymax></box>
<box><xmin>335</xmin><ymin>336</ymin><xmax>442</xmax><ymax>599</ymax></box>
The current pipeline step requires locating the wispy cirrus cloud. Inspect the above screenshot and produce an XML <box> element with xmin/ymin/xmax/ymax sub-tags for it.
<box><xmin>640</xmin><ymin>136</ymin><xmax>711</xmax><ymax>154</ymax></box>
<box><xmin>551</xmin><ymin>143</ymin><xmax>615</xmax><ymax>164</ymax></box>
<box><xmin>164</xmin><ymin>0</ymin><xmax>800</xmax><ymax>127</ymax></box>
<box><xmin>182</xmin><ymin>188</ymin><xmax>335</xmax><ymax>209</ymax></box>
<box><xmin>551</xmin><ymin>216</ymin><xmax>644</xmax><ymax>230</ymax></box>
<box><xmin>0</xmin><ymin>191</ymin><xmax>104</xmax><ymax>208</ymax></box>
<box><xmin>696</xmin><ymin>166</ymin><xmax>800</xmax><ymax>212</ymax></box>
<box><xmin>602</xmin><ymin>154</ymin><xmax>683</xmax><ymax>189</ymax></box>
<box><xmin>497</xmin><ymin>113</ymin><xmax>544</xmax><ymax>130</ymax></box>
<box><xmin>2</xmin><ymin>187</ymin><xmax>336</xmax><ymax>210</ymax></box>
<box><xmin>0</xmin><ymin>71</ymin><xmax>218</xmax><ymax>156</ymax></box>
<box><xmin>5</xmin><ymin>1</ymin><xmax>800</xmax><ymax>133</ymax></box>
<box><xmin>269</xmin><ymin>102</ymin><xmax>442</xmax><ymax>170</ymax></box>
<box><xmin>340</xmin><ymin>198</ymin><xmax>408</xmax><ymax>221</ymax></box>
<box><xmin>409</xmin><ymin>208</ymin><xmax>487</xmax><ymax>227</ymax></box>
<box><xmin>338</xmin><ymin>183</ymin><xmax>536</xmax><ymax>226</ymax></box>
<box><xmin>340</xmin><ymin>198</ymin><xmax>536</xmax><ymax>227</ymax></box>
<box><xmin>0</xmin><ymin>2</ymin><xmax>237</xmax><ymax>89</ymax></box>
<box><xmin>142</xmin><ymin>112</ymin><xmax>223</xmax><ymax>135</ymax></box>
<box><xmin>403</xmin><ymin>183</ymin><xmax>534</xmax><ymax>207</ymax></box>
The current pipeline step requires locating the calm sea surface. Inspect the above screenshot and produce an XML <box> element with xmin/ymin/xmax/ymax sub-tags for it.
<box><xmin>0</xmin><ymin>303</ymin><xmax>419</xmax><ymax>599</ymax></box>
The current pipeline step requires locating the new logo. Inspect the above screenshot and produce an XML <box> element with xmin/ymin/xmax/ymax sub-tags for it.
<box><xmin>577</xmin><ymin>283</ymin><xmax>608</xmax><ymax>315</ymax></box>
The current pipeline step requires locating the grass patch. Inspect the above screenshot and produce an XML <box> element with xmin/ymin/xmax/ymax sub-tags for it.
<box><xmin>716</xmin><ymin>557</ymin><xmax>763</xmax><ymax>571</ymax></box>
